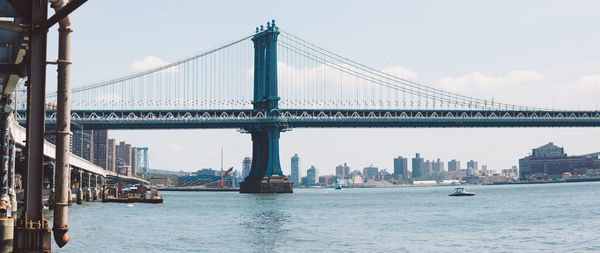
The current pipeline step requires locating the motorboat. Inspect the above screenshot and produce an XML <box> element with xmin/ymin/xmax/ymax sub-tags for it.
<box><xmin>449</xmin><ymin>187</ymin><xmax>476</xmax><ymax>196</ymax></box>
<box><xmin>335</xmin><ymin>185</ymin><xmax>343</xmax><ymax>190</ymax></box>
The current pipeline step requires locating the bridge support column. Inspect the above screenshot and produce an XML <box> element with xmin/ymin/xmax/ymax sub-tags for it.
<box><xmin>240</xmin><ymin>127</ymin><xmax>292</xmax><ymax>193</ymax></box>
<box><xmin>14</xmin><ymin>1</ymin><xmax>52</xmax><ymax>251</ymax></box>
<box><xmin>0</xmin><ymin>95</ymin><xmax>14</xmax><ymax>253</ymax></box>
<box><xmin>100</xmin><ymin>177</ymin><xmax>105</xmax><ymax>200</ymax></box>
<box><xmin>48</xmin><ymin>162</ymin><xmax>55</xmax><ymax>210</ymax></box>
<box><xmin>76</xmin><ymin>171</ymin><xmax>83</xmax><ymax>205</ymax></box>
<box><xmin>84</xmin><ymin>172</ymin><xmax>91</xmax><ymax>202</ymax></box>
<box><xmin>8</xmin><ymin>142</ymin><xmax>16</xmax><ymax>215</ymax></box>
<box><xmin>92</xmin><ymin>175</ymin><xmax>98</xmax><ymax>201</ymax></box>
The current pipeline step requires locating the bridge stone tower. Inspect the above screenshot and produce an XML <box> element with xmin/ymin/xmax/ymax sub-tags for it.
<box><xmin>239</xmin><ymin>20</ymin><xmax>293</xmax><ymax>193</ymax></box>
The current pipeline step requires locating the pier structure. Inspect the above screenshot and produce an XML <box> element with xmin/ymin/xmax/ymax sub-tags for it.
<box><xmin>0</xmin><ymin>1</ymin><xmax>146</xmax><ymax>251</ymax></box>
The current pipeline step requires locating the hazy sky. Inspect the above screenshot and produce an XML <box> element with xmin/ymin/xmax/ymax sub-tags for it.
<box><xmin>42</xmin><ymin>1</ymin><xmax>600</xmax><ymax>176</ymax></box>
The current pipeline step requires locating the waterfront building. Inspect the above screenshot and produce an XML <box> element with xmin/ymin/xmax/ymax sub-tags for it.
<box><xmin>149</xmin><ymin>178</ymin><xmax>171</xmax><ymax>186</ymax></box>
<box><xmin>131</xmin><ymin>147</ymin><xmax>138</xmax><ymax>175</ymax></box>
<box><xmin>448</xmin><ymin>159</ymin><xmax>461</xmax><ymax>171</ymax></box>
<box><xmin>349</xmin><ymin>174</ymin><xmax>364</xmax><ymax>184</ymax></box>
<box><xmin>467</xmin><ymin>160</ymin><xmax>479</xmax><ymax>175</ymax></box>
<box><xmin>433</xmin><ymin>158</ymin><xmax>444</xmax><ymax>173</ymax></box>
<box><xmin>291</xmin><ymin>154</ymin><xmax>300</xmax><ymax>186</ymax></box>
<box><xmin>107</xmin><ymin>139</ymin><xmax>116</xmax><ymax>172</ymax></box>
<box><xmin>306</xmin><ymin>166</ymin><xmax>318</xmax><ymax>186</ymax></box>
<box><xmin>363</xmin><ymin>165</ymin><xmax>378</xmax><ymax>181</ymax></box>
<box><xmin>448</xmin><ymin>159</ymin><xmax>460</xmax><ymax>171</ymax></box>
<box><xmin>336</xmin><ymin>163</ymin><xmax>350</xmax><ymax>179</ymax></box>
<box><xmin>242</xmin><ymin>157</ymin><xmax>252</xmax><ymax>178</ymax></box>
<box><xmin>481</xmin><ymin>165</ymin><xmax>488</xmax><ymax>176</ymax></box>
<box><xmin>519</xmin><ymin>142</ymin><xmax>600</xmax><ymax>180</ymax></box>
<box><xmin>116</xmin><ymin>141</ymin><xmax>133</xmax><ymax>169</ymax></box>
<box><xmin>92</xmin><ymin>129</ymin><xmax>108</xmax><ymax>170</ymax></box>
<box><xmin>72</xmin><ymin>129</ymin><xmax>94</xmax><ymax>161</ymax></box>
<box><xmin>319</xmin><ymin>175</ymin><xmax>336</xmax><ymax>186</ymax></box>
<box><xmin>412</xmin><ymin>153</ymin><xmax>425</xmax><ymax>178</ymax></box>
<box><xmin>178</xmin><ymin>169</ymin><xmax>228</xmax><ymax>186</ymax></box>
<box><xmin>423</xmin><ymin>160</ymin><xmax>433</xmax><ymax>178</ymax></box>
<box><xmin>393</xmin><ymin>156</ymin><xmax>409</xmax><ymax>180</ymax></box>
<box><xmin>502</xmin><ymin>166</ymin><xmax>519</xmax><ymax>179</ymax></box>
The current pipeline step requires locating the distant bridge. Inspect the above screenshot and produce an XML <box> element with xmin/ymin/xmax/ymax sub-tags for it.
<box><xmin>14</xmin><ymin>20</ymin><xmax>600</xmax><ymax>193</ymax></box>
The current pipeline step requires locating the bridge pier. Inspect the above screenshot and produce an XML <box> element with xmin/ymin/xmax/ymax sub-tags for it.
<box><xmin>240</xmin><ymin>127</ymin><xmax>292</xmax><ymax>193</ymax></box>
<box><xmin>48</xmin><ymin>162</ymin><xmax>55</xmax><ymax>210</ymax></box>
<box><xmin>84</xmin><ymin>172</ymin><xmax>91</xmax><ymax>202</ymax></box>
<box><xmin>76</xmin><ymin>170</ymin><xmax>83</xmax><ymax>205</ymax></box>
<box><xmin>240</xmin><ymin>21</ymin><xmax>292</xmax><ymax>193</ymax></box>
<box><xmin>92</xmin><ymin>174</ymin><xmax>98</xmax><ymax>201</ymax></box>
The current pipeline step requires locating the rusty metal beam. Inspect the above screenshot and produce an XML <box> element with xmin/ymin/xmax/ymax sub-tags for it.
<box><xmin>38</xmin><ymin>0</ymin><xmax>86</xmax><ymax>32</ymax></box>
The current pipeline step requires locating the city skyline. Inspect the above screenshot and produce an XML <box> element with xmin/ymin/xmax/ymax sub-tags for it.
<box><xmin>47</xmin><ymin>0</ymin><xmax>600</xmax><ymax>175</ymax></box>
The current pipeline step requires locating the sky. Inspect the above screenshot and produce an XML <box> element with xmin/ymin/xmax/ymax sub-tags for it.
<box><xmin>41</xmin><ymin>0</ymin><xmax>600</xmax><ymax>176</ymax></box>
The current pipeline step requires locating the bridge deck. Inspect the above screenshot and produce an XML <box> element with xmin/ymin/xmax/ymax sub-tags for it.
<box><xmin>19</xmin><ymin>109</ymin><xmax>600</xmax><ymax>129</ymax></box>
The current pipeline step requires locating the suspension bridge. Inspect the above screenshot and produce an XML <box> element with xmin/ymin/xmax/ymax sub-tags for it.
<box><xmin>13</xmin><ymin>20</ymin><xmax>600</xmax><ymax>193</ymax></box>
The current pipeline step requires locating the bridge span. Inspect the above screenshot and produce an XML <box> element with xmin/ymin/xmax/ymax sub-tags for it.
<box><xmin>23</xmin><ymin>109</ymin><xmax>600</xmax><ymax>129</ymax></box>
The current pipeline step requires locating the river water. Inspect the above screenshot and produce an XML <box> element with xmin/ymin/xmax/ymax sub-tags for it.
<box><xmin>47</xmin><ymin>182</ymin><xmax>600</xmax><ymax>252</ymax></box>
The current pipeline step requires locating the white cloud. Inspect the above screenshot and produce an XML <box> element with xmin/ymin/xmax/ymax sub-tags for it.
<box><xmin>569</xmin><ymin>75</ymin><xmax>600</xmax><ymax>90</ymax></box>
<box><xmin>438</xmin><ymin>70</ymin><xmax>546</xmax><ymax>92</ymax></box>
<box><xmin>169</xmin><ymin>144</ymin><xmax>184</xmax><ymax>151</ymax></box>
<box><xmin>131</xmin><ymin>56</ymin><xmax>177</xmax><ymax>73</ymax></box>
<box><xmin>381</xmin><ymin>66</ymin><xmax>418</xmax><ymax>80</ymax></box>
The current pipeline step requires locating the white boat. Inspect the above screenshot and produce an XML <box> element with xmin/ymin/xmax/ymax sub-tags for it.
<box><xmin>449</xmin><ymin>187</ymin><xmax>476</xmax><ymax>196</ymax></box>
<box><xmin>335</xmin><ymin>185</ymin><xmax>343</xmax><ymax>190</ymax></box>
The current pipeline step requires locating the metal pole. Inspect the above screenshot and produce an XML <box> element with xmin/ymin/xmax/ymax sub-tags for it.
<box><xmin>9</xmin><ymin>141</ymin><xmax>16</xmax><ymax>214</ymax></box>
<box><xmin>15</xmin><ymin>0</ymin><xmax>52</xmax><ymax>251</ymax></box>
<box><xmin>0</xmin><ymin>96</ymin><xmax>13</xmax><ymax>253</ymax></box>
<box><xmin>50</xmin><ymin>0</ymin><xmax>73</xmax><ymax>247</ymax></box>
<box><xmin>0</xmin><ymin>98</ymin><xmax>11</xmax><ymax>215</ymax></box>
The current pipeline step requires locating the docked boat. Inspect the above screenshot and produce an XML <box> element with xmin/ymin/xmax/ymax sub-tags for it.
<box><xmin>103</xmin><ymin>185</ymin><xmax>163</xmax><ymax>204</ymax></box>
<box><xmin>449</xmin><ymin>187</ymin><xmax>476</xmax><ymax>196</ymax></box>
<box><xmin>335</xmin><ymin>185</ymin><xmax>343</xmax><ymax>190</ymax></box>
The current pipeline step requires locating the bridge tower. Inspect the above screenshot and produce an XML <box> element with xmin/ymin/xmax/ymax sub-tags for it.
<box><xmin>239</xmin><ymin>20</ymin><xmax>293</xmax><ymax>193</ymax></box>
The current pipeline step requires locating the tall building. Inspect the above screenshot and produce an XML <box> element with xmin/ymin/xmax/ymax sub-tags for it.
<box><xmin>412</xmin><ymin>153</ymin><xmax>424</xmax><ymax>178</ymax></box>
<box><xmin>393</xmin><ymin>156</ymin><xmax>408</xmax><ymax>179</ymax></box>
<box><xmin>291</xmin><ymin>154</ymin><xmax>300</xmax><ymax>186</ymax></box>
<box><xmin>432</xmin><ymin>158</ymin><xmax>445</xmax><ymax>173</ymax></box>
<box><xmin>481</xmin><ymin>165</ymin><xmax>488</xmax><ymax>175</ymax></box>
<box><xmin>107</xmin><ymin>139</ymin><xmax>116</xmax><ymax>171</ymax></box>
<box><xmin>363</xmin><ymin>165</ymin><xmax>378</xmax><ymax>181</ymax></box>
<box><xmin>92</xmin><ymin>129</ymin><xmax>108</xmax><ymax>170</ymax></box>
<box><xmin>336</xmin><ymin>163</ymin><xmax>350</xmax><ymax>179</ymax></box>
<box><xmin>72</xmin><ymin>129</ymin><xmax>94</xmax><ymax>161</ymax></box>
<box><xmin>130</xmin><ymin>147</ymin><xmax>138</xmax><ymax>175</ymax></box>
<box><xmin>467</xmin><ymin>160</ymin><xmax>479</xmax><ymax>175</ymax></box>
<box><xmin>116</xmin><ymin>141</ymin><xmax>132</xmax><ymax>169</ymax></box>
<box><xmin>423</xmin><ymin>160</ymin><xmax>433</xmax><ymax>178</ymax></box>
<box><xmin>448</xmin><ymin>159</ymin><xmax>460</xmax><ymax>171</ymax></box>
<box><xmin>306</xmin><ymin>166</ymin><xmax>318</xmax><ymax>186</ymax></box>
<box><xmin>136</xmin><ymin>147</ymin><xmax>149</xmax><ymax>174</ymax></box>
<box><xmin>242</xmin><ymin>157</ymin><xmax>252</xmax><ymax>178</ymax></box>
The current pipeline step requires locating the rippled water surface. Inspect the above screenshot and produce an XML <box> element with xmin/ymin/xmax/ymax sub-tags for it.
<box><xmin>48</xmin><ymin>182</ymin><xmax>600</xmax><ymax>252</ymax></box>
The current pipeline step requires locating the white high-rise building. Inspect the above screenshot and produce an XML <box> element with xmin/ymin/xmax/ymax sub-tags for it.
<box><xmin>291</xmin><ymin>154</ymin><xmax>300</xmax><ymax>186</ymax></box>
<box><xmin>306</xmin><ymin>165</ymin><xmax>318</xmax><ymax>186</ymax></box>
<box><xmin>242</xmin><ymin>157</ymin><xmax>252</xmax><ymax>178</ymax></box>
